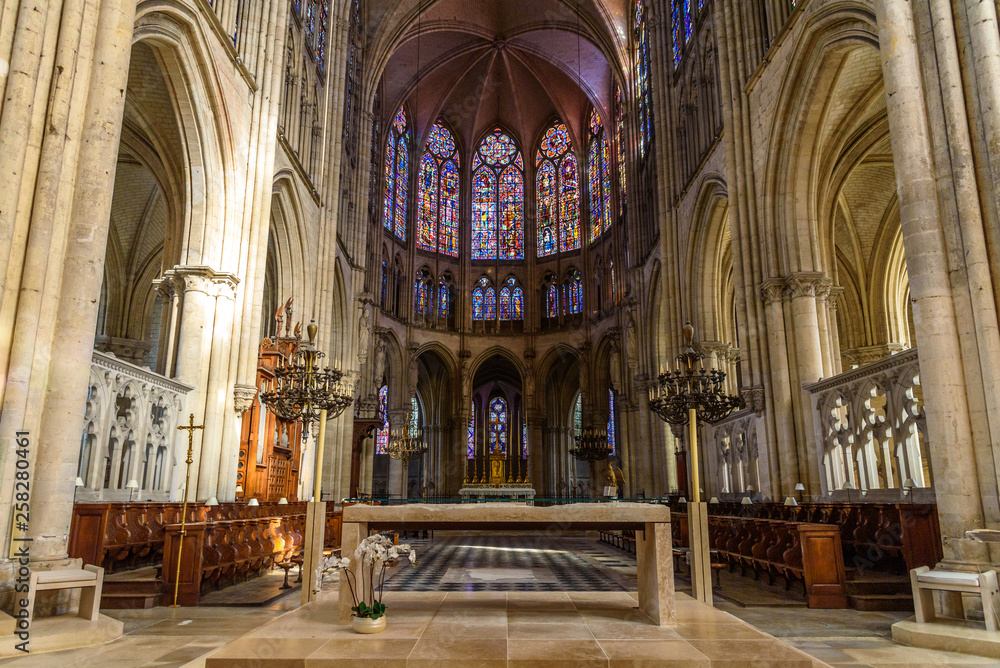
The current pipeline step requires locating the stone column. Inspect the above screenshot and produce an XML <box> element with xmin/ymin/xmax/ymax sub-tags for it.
<box><xmin>785</xmin><ymin>272</ymin><xmax>828</xmax><ymax>498</ymax></box>
<box><xmin>0</xmin><ymin>0</ymin><xmax>136</xmax><ymax>577</ymax></box>
<box><xmin>759</xmin><ymin>279</ymin><xmax>800</xmax><ymax>498</ymax></box>
<box><xmin>875</xmin><ymin>0</ymin><xmax>988</xmax><ymax>564</ymax></box>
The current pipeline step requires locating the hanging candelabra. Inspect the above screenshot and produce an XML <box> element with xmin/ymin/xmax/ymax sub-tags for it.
<box><xmin>387</xmin><ymin>420</ymin><xmax>426</xmax><ymax>499</ymax></box>
<box><xmin>647</xmin><ymin>322</ymin><xmax>741</xmax><ymax>606</ymax></box>
<box><xmin>570</xmin><ymin>425</ymin><xmax>612</xmax><ymax>462</ymax></box>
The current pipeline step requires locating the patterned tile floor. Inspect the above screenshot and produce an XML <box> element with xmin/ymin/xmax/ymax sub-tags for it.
<box><xmin>383</xmin><ymin>532</ymin><xmax>638</xmax><ymax>592</ymax></box>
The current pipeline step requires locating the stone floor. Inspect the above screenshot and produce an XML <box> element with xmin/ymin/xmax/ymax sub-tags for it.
<box><xmin>2</xmin><ymin>532</ymin><xmax>998</xmax><ymax>666</ymax></box>
<box><xmin>207</xmin><ymin>590</ymin><xmax>825</xmax><ymax>667</ymax></box>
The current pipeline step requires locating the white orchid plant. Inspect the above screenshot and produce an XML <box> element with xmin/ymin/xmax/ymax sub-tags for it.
<box><xmin>314</xmin><ymin>533</ymin><xmax>417</xmax><ymax>620</ymax></box>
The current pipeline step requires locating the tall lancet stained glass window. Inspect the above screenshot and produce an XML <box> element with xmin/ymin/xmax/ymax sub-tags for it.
<box><xmin>635</xmin><ymin>0</ymin><xmax>652</xmax><ymax>156</ymax></box>
<box><xmin>472</xmin><ymin>129</ymin><xmax>524</xmax><ymax>260</ymax></box>
<box><xmin>417</xmin><ymin>122</ymin><xmax>460</xmax><ymax>256</ymax></box>
<box><xmin>615</xmin><ymin>86</ymin><xmax>627</xmax><ymax>217</ymax></box>
<box><xmin>489</xmin><ymin>397</ymin><xmax>508</xmax><ymax>455</ymax></box>
<box><xmin>383</xmin><ymin>108</ymin><xmax>409</xmax><ymax>241</ymax></box>
<box><xmin>376</xmin><ymin>385</ymin><xmax>389</xmax><ymax>455</ymax></box>
<box><xmin>467</xmin><ymin>400</ymin><xmax>476</xmax><ymax>459</ymax></box>
<box><xmin>536</xmin><ymin>122</ymin><xmax>580</xmax><ymax>257</ymax></box>
<box><xmin>588</xmin><ymin>111</ymin><xmax>612</xmax><ymax>242</ymax></box>
<box><xmin>608</xmin><ymin>389</ymin><xmax>617</xmax><ymax>456</ymax></box>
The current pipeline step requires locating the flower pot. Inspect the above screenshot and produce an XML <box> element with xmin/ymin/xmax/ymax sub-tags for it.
<box><xmin>351</xmin><ymin>615</ymin><xmax>386</xmax><ymax>634</ymax></box>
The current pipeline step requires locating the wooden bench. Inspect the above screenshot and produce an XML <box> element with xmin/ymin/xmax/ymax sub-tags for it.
<box><xmin>910</xmin><ymin>566</ymin><xmax>1000</xmax><ymax>631</ymax></box>
<box><xmin>25</xmin><ymin>565</ymin><xmax>104</xmax><ymax>623</ymax></box>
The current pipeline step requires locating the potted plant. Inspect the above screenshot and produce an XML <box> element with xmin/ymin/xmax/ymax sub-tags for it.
<box><xmin>318</xmin><ymin>533</ymin><xmax>417</xmax><ymax>634</ymax></box>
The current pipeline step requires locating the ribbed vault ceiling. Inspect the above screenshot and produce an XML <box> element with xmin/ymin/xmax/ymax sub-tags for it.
<box><xmin>376</xmin><ymin>0</ymin><xmax>626</xmax><ymax>153</ymax></box>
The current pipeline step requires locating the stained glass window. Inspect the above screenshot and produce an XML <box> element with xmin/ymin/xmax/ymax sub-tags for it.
<box><xmin>417</xmin><ymin>122</ymin><xmax>460</xmax><ymax>256</ymax></box>
<box><xmin>380</xmin><ymin>256</ymin><xmax>388</xmax><ymax>305</ymax></box>
<box><xmin>383</xmin><ymin>108</ymin><xmax>409</xmax><ymax>241</ymax></box>
<box><xmin>573</xmin><ymin>394</ymin><xmax>582</xmax><ymax>437</ymax></box>
<box><xmin>473</xmin><ymin>278</ymin><xmax>497</xmax><ymax>321</ymax></box>
<box><xmin>636</xmin><ymin>0</ymin><xmax>652</xmax><ymax>156</ymax></box>
<box><xmin>472</xmin><ymin>286</ymin><xmax>485</xmax><ymax>320</ymax></box>
<box><xmin>414</xmin><ymin>271</ymin><xmax>433</xmax><ymax>315</ymax></box>
<box><xmin>468</xmin><ymin>401</ymin><xmax>476</xmax><ymax>459</ymax></box>
<box><xmin>411</xmin><ymin>396</ymin><xmax>420</xmax><ymax>431</ymax></box>
<box><xmin>536</xmin><ymin>123</ymin><xmax>580</xmax><ymax>257</ymax></box>
<box><xmin>522</xmin><ymin>417</ymin><xmax>528</xmax><ymax>459</ymax></box>
<box><xmin>565</xmin><ymin>271</ymin><xmax>583</xmax><ymax>314</ymax></box>
<box><xmin>498</xmin><ymin>278</ymin><xmax>523</xmax><ymax>321</ymax></box>
<box><xmin>546</xmin><ymin>283</ymin><xmax>559</xmax><ymax>318</ymax></box>
<box><xmin>615</xmin><ymin>86</ymin><xmax>627</xmax><ymax>218</ymax></box>
<box><xmin>499</xmin><ymin>286</ymin><xmax>512</xmax><ymax>320</ymax></box>
<box><xmin>489</xmin><ymin>396</ymin><xmax>508</xmax><ymax>455</ymax></box>
<box><xmin>316</xmin><ymin>0</ymin><xmax>329</xmax><ymax>74</ymax></box>
<box><xmin>684</xmin><ymin>0</ymin><xmax>693</xmax><ymax>45</ymax></box>
<box><xmin>438</xmin><ymin>278</ymin><xmax>450</xmax><ymax>318</ymax></box>
<box><xmin>472</xmin><ymin>129</ymin><xmax>524</xmax><ymax>260</ymax></box>
<box><xmin>608</xmin><ymin>389</ymin><xmax>617</xmax><ymax>456</ymax></box>
<box><xmin>588</xmin><ymin>111</ymin><xmax>612</xmax><ymax>242</ymax></box>
<box><xmin>485</xmin><ymin>285</ymin><xmax>497</xmax><ymax>320</ymax></box>
<box><xmin>376</xmin><ymin>385</ymin><xmax>388</xmax><ymax>455</ymax></box>
<box><xmin>672</xmin><ymin>1</ymin><xmax>684</xmax><ymax>68</ymax></box>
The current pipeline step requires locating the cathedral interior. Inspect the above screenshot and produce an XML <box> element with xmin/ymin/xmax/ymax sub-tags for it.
<box><xmin>2</xmin><ymin>0</ymin><xmax>1000</xmax><ymax>664</ymax></box>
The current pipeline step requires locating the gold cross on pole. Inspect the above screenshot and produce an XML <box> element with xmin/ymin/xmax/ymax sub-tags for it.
<box><xmin>171</xmin><ymin>413</ymin><xmax>203</xmax><ymax>607</ymax></box>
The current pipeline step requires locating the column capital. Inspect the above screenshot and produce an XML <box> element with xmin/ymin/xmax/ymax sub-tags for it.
<box><xmin>163</xmin><ymin>265</ymin><xmax>240</xmax><ymax>299</ymax></box>
<box><xmin>759</xmin><ymin>278</ymin><xmax>786</xmax><ymax>304</ymax></box>
<box><xmin>783</xmin><ymin>272</ymin><xmax>829</xmax><ymax>300</ymax></box>
<box><xmin>827</xmin><ymin>286</ymin><xmax>846</xmax><ymax>311</ymax></box>
<box><xmin>740</xmin><ymin>386</ymin><xmax>765</xmax><ymax>416</ymax></box>
<box><xmin>233</xmin><ymin>383</ymin><xmax>258</xmax><ymax>415</ymax></box>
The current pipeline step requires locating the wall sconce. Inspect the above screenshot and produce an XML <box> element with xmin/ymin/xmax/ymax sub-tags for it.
<box><xmin>902</xmin><ymin>478</ymin><xmax>916</xmax><ymax>497</ymax></box>
<box><xmin>126</xmin><ymin>479</ymin><xmax>139</xmax><ymax>503</ymax></box>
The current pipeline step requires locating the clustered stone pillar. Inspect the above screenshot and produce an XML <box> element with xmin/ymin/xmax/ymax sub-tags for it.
<box><xmin>0</xmin><ymin>0</ymin><xmax>137</xmax><ymax>589</ymax></box>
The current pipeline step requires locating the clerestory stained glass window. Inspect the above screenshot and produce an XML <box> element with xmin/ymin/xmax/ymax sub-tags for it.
<box><xmin>472</xmin><ymin>129</ymin><xmax>524</xmax><ymax>260</ymax></box>
<box><xmin>536</xmin><ymin>122</ymin><xmax>580</xmax><ymax>257</ymax></box>
<box><xmin>383</xmin><ymin>108</ymin><xmax>410</xmax><ymax>241</ymax></box>
<box><xmin>376</xmin><ymin>385</ymin><xmax>388</xmax><ymax>455</ymax></box>
<box><xmin>636</xmin><ymin>0</ymin><xmax>652</xmax><ymax>156</ymax></box>
<box><xmin>672</xmin><ymin>1</ymin><xmax>684</xmax><ymax>68</ymax></box>
<box><xmin>616</xmin><ymin>86</ymin><xmax>627</xmax><ymax>218</ymax></box>
<box><xmin>589</xmin><ymin>111</ymin><xmax>612</xmax><ymax>242</ymax></box>
<box><xmin>417</xmin><ymin>122</ymin><xmax>460</xmax><ymax>256</ymax></box>
<box><xmin>489</xmin><ymin>396</ymin><xmax>508</xmax><ymax>455</ymax></box>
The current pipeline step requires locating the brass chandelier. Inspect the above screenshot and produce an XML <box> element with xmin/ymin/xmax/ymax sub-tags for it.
<box><xmin>387</xmin><ymin>421</ymin><xmax>426</xmax><ymax>462</ymax></box>
<box><xmin>260</xmin><ymin>321</ymin><xmax>354</xmax><ymax>425</ymax></box>
<box><xmin>570</xmin><ymin>425</ymin><xmax>612</xmax><ymax>462</ymax></box>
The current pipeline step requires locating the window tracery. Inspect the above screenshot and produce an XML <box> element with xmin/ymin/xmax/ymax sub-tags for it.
<box><xmin>417</xmin><ymin>121</ymin><xmax>460</xmax><ymax>256</ymax></box>
<box><xmin>489</xmin><ymin>396</ymin><xmax>508</xmax><ymax>455</ymax></box>
<box><xmin>383</xmin><ymin>107</ymin><xmax>410</xmax><ymax>241</ymax></box>
<box><xmin>536</xmin><ymin>122</ymin><xmax>580</xmax><ymax>257</ymax></box>
<box><xmin>472</xmin><ymin>129</ymin><xmax>524</xmax><ymax>260</ymax></box>
<box><xmin>588</xmin><ymin>111</ymin><xmax>612</xmax><ymax>242</ymax></box>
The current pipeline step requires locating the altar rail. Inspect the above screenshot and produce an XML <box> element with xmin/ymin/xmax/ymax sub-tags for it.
<box><xmin>68</xmin><ymin>502</ymin><xmax>342</xmax><ymax>574</ymax></box>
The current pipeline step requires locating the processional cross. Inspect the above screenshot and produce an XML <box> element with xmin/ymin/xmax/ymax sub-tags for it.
<box><xmin>171</xmin><ymin>413</ymin><xmax>203</xmax><ymax>607</ymax></box>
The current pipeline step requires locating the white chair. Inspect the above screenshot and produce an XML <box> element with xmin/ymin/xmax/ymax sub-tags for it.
<box><xmin>910</xmin><ymin>566</ymin><xmax>999</xmax><ymax>631</ymax></box>
<box><xmin>24</xmin><ymin>565</ymin><xmax>104</xmax><ymax>623</ymax></box>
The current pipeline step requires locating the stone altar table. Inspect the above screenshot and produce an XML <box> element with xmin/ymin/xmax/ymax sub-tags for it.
<box><xmin>338</xmin><ymin>502</ymin><xmax>674</xmax><ymax>625</ymax></box>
